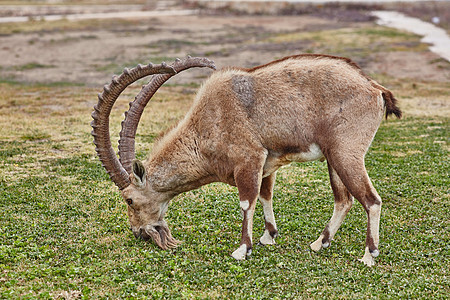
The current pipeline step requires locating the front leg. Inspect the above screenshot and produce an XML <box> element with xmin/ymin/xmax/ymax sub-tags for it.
<box><xmin>231</xmin><ymin>161</ymin><xmax>264</xmax><ymax>260</ymax></box>
<box><xmin>258</xmin><ymin>172</ymin><xmax>278</xmax><ymax>245</ymax></box>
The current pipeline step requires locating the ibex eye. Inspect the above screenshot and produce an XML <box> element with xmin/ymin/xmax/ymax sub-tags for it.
<box><xmin>126</xmin><ymin>198</ymin><xmax>133</xmax><ymax>205</ymax></box>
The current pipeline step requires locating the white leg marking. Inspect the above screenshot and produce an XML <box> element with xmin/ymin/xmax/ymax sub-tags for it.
<box><xmin>369</xmin><ymin>202</ymin><xmax>381</xmax><ymax>249</ymax></box>
<box><xmin>232</xmin><ymin>244</ymin><xmax>248</xmax><ymax>260</ymax></box>
<box><xmin>259</xmin><ymin>198</ymin><xmax>277</xmax><ymax>245</ymax></box>
<box><xmin>233</xmin><ymin>208</ymin><xmax>254</xmax><ymax>260</ymax></box>
<box><xmin>359</xmin><ymin>247</ymin><xmax>376</xmax><ymax>267</ymax></box>
<box><xmin>310</xmin><ymin>234</ymin><xmax>324</xmax><ymax>252</ymax></box>
<box><xmin>261</xmin><ymin>199</ymin><xmax>277</xmax><ymax>228</ymax></box>
<box><xmin>240</xmin><ymin>200</ymin><xmax>249</xmax><ymax>211</ymax></box>
<box><xmin>245</xmin><ymin>209</ymin><xmax>254</xmax><ymax>243</ymax></box>
<box><xmin>326</xmin><ymin>168</ymin><xmax>353</xmax><ymax>244</ymax></box>
<box><xmin>327</xmin><ymin>204</ymin><xmax>350</xmax><ymax>241</ymax></box>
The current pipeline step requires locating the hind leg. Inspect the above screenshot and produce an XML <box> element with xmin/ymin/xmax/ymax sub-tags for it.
<box><xmin>310</xmin><ymin>162</ymin><xmax>353</xmax><ymax>251</ymax></box>
<box><xmin>258</xmin><ymin>172</ymin><xmax>278</xmax><ymax>245</ymax></box>
<box><xmin>327</xmin><ymin>155</ymin><xmax>382</xmax><ymax>267</ymax></box>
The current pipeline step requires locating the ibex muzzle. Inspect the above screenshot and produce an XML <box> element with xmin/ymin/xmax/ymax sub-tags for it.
<box><xmin>92</xmin><ymin>54</ymin><xmax>401</xmax><ymax>266</ymax></box>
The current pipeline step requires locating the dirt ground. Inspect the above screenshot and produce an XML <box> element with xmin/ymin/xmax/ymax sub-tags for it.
<box><xmin>0</xmin><ymin>3</ymin><xmax>449</xmax><ymax>116</ymax></box>
<box><xmin>0</xmin><ymin>14</ymin><xmax>350</xmax><ymax>85</ymax></box>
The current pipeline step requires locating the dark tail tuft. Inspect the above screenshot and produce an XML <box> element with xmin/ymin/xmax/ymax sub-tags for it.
<box><xmin>382</xmin><ymin>90</ymin><xmax>402</xmax><ymax>119</ymax></box>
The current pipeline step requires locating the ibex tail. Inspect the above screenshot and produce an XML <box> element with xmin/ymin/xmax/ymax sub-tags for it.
<box><xmin>371</xmin><ymin>81</ymin><xmax>402</xmax><ymax>119</ymax></box>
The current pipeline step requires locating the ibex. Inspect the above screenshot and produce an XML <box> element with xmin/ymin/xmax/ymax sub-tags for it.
<box><xmin>91</xmin><ymin>54</ymin><xmax>401</xmax><ymax>266</ymax></box>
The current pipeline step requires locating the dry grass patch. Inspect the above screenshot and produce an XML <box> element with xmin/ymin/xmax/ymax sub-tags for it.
<box><xmin>266</xmin><ymin>25</ymin><xmax>428</xmax><ymax>54</ymax></box>
<box><xmin>369</xmin><ymin>75</ymin><xmax>450</xmax><ymax>117</ymax></box>
<box><xmin>0</xmin><ymin>82</ymin><xmax>196</xmax><ymax>162</ymax></box>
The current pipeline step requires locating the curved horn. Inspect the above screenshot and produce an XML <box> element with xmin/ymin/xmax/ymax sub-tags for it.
<box><xmin>118</xmin><ymin>56</ymin><xmax>216</xmax><ymax>174</ymax></box>
<box><xmin>91</xmin><ymin>62</ymin><xmax>177</xmax><ymax>190</ymax></box>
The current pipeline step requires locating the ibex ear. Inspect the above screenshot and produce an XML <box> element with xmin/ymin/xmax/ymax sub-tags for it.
<box><xmin>132</xmin><ymin>160</ymin><xmax>146</xmax><ymax>188</ymax></box>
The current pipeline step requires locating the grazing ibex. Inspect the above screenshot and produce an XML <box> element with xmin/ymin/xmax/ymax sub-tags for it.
<box><xmin>91</xmin><ymin>54</ymin><xmax>401</xmax><ymax>266</ymax></box>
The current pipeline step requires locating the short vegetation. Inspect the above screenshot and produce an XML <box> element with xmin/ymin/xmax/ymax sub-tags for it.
<box><xmin>0</xmin><ymin>9</ymin><xmax>449</xmax><ymax>298</ymax></box>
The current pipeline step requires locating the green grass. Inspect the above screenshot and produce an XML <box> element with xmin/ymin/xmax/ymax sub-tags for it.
<box><xmin>0</xmin><ymin>79</ymin><xmax>448</xmax><ymax>298</ymax></box>
<box><xmin>0</xmin><ymin>77</ymin><xmax>84</xmax><ymax>87</ymax></box>
<box><xmin>0</xmin><ymin>6</ymin><xmax>448</xmax><ymax>297</ymax></box>
<box><xmin>0</xmin><ymin>17</ymin><xmax>147</xmax><ymax>36</ymax></box>
<box><xmin>13</xmin><ymin>62</ymin><xmax>55</xmax><ymax>71</ymax></box>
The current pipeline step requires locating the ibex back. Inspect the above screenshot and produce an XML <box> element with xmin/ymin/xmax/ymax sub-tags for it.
<box><xmin>92</xmin><ymin>54</ymin><xmax>401</xmax><ymax>267</ymax></box>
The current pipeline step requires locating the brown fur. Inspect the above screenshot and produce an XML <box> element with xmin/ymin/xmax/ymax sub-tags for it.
<box><xmin>119</xmin><ymin>54</ymin><xmax>401</xmax><ymax>265</ymax></box>
<box><xmin>243</xmin><ymin>54</ymin><xmax>365</xmax><ymax>74</ymax></box>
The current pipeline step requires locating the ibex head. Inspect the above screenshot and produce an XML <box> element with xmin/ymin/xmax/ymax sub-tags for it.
<box><xmin>121</xmin><ymin>160</ymin><xmax>178</xmax><ymax>248</ymax></box>
<box><xmin>91</xmin><ymin>57</ymin><xmax>215</xmax><ymax>249</ymax></box>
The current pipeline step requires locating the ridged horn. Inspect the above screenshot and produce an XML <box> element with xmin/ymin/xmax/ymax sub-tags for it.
<box><xmin>91</xmin><ymin>62</ymin><xmax>177</xmax><ymax>190</ymax></box>
<box><xmin>118</xmin><ymin>56</ymin><xmax>216</xmax><ymax>174</ymax></box>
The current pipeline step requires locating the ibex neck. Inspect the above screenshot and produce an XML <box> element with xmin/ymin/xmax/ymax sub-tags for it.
<box><xmin>147</xmin><ymin>127</ymin><xmax>215</xmax><ymax>194</ymax></box>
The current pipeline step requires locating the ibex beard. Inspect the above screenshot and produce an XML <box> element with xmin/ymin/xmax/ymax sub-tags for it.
<box><xmin>121</xmin><ymin>168</ymin><xmax>179</xmax><ymax>250</ymax></box>
<box><xmin>92</xmin><ymin>54</ymin><xmax>401</xmax><ymax>267</ymax></box>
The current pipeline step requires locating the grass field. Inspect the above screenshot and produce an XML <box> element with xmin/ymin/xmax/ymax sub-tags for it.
<box><xmin>0</xmin><ymin>8</ymin><xmax>449</xmax><ymax>298</ymax></box>
<box><xmin>0</xmin><ymin>80</ymin><xmax>448</xmax><ymax>298</ymax></box>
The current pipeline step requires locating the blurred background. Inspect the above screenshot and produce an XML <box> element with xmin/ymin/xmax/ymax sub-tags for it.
<box><xmin>0</xmin><ymin>0</ymin><xmax>449</xmax><ymax>87</ymax></box>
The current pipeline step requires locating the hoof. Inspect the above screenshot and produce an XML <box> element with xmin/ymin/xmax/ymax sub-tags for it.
<box><xmin>232</xmin><ymin>244</ymin><xmax>250</xmax><ymax>260</ymax></box>
<box><xmin>370</xmin><ymin>249</ymin><xmax>380</xmax><ymax>258</ymax></box>
<box><xmin>310</xmin><ymin>235</ymin><xmax>324</xmax><ymax>252</ymax></box>
<box><xmin>359</xmin><ymin>247</ymin><xmax>376</xmax><ymax>267</ymax></box>
<box><xmin>259</xmin><ymin>230</ymin><xmax>277</xmax><ymax>245</ymax></box>
<box><xmin>358</xmin><ymin>256</ymin><xmax>375</xmax><ymax>267</ymax></box>
<box><xmin>322</xmin><ymin>241</ymin><xmax>330</xmax><ymax>248</ymax></box>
